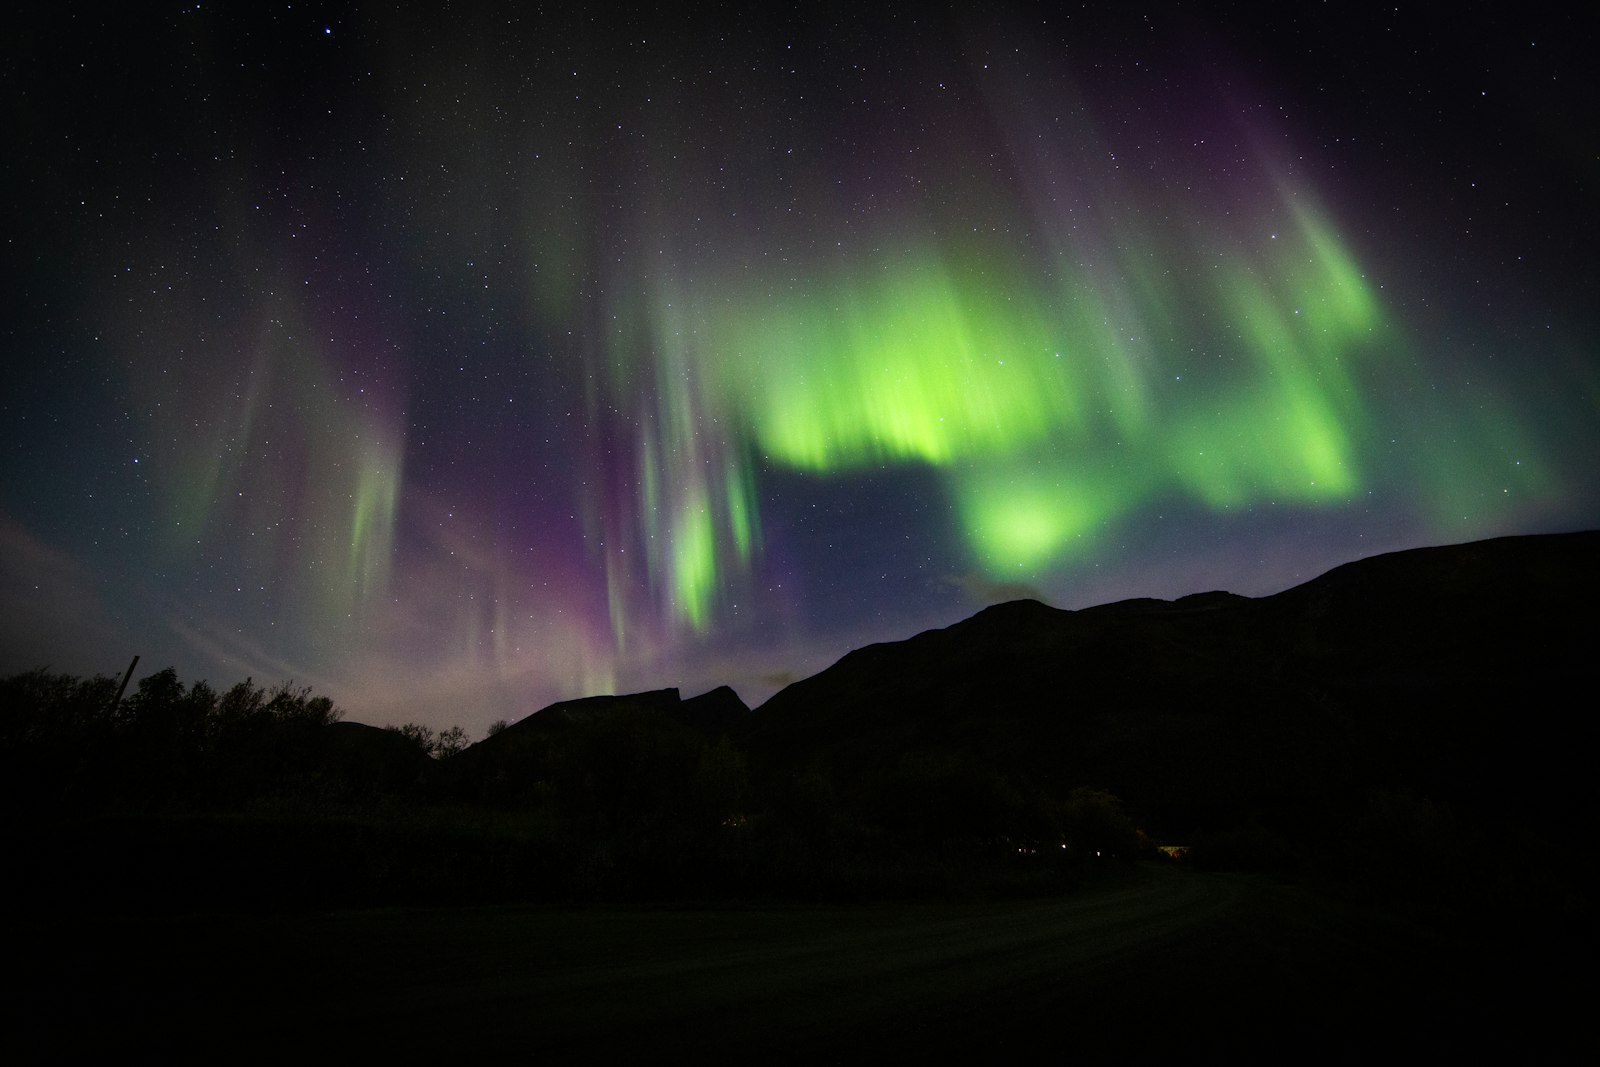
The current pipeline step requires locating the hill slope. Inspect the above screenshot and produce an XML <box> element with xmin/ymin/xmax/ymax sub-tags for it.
<box><xmin>746</xmin><ymin>531</ymin><xmax>1597</xmax><ymax>839</ymax></box>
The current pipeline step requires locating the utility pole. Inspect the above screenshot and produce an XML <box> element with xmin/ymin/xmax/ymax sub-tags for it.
<box><xmin>107</xmin><ymin>654</ymin><xmax>140</xmax><ymax>716</ymax></box>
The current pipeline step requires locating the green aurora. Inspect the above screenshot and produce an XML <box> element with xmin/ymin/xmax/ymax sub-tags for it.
<box><xmin>602</xmin><ymin>183</ymin><xmax>1514</xmax><ymax>629</ymax></box>
<box><xmin>5</xmin><ymin>4</ymin><xmax>1590</xmax><ymax>728</ymax></box>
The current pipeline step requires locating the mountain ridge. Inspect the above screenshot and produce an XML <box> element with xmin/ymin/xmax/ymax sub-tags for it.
<box><xmin>449</xmin><ymin>529</ymin><xmax>1593</xmax><ymax>844</ymax></box>
<box><xmin>730</xmin><ymin>529</ymin><xmax>1596</xmax><ymax>837</ymax></box>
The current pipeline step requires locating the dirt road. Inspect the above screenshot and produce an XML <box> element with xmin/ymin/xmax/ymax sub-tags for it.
<box><xmin>16</xmin><ymin>863</ymin><xmax>1581</xmax><ymax>1062</ymax></box>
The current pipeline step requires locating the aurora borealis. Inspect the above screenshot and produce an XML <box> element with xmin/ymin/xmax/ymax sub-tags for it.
<box><xmin>4</xmin><ymin>4</ymin><xmax>1596</xmax><ymax>732</ymax></box>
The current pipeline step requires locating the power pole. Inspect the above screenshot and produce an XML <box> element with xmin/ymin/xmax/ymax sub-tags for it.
<box><xmin>107</xmin><ymin>654</ymin><xmax>140</xmax><ymax>716</ymax></box>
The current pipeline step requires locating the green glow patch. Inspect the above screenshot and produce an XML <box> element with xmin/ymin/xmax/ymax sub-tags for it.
<box><xmin>710</xmin><ymin>246</ymin><xmax>1077</xmax><ymax>469</ymax></box>
<box><xmin>955</xmin><ymin>462</ymin><xmax>1137</xmax><ymax>571</ymax></box>
<box><xmin>348</xmin><ymin>440</ymin><xmax>401</xmax><ymax>601</ymax></box>
<box><xmin>670</xmin><ymin>499</ymin><xmax>716</xmax><ymax>632</ymax></box>
<box><xmin>685</xmin><ymin>208</ymin><xmax>1392</xmax><ymax>575</ymax></box>
<box><xmin>582</xmin><ymin>162</ymin><xmax>1551</xmax><ymax>630</ymax></box>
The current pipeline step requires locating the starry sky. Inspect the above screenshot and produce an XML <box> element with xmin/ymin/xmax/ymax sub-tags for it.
<box><xmin>4</xmin><ymin>3</ymin><xmax>1596</xmax><ymax>733</ymax></box>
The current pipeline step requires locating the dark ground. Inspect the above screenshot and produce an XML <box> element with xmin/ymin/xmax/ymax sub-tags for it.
<box><xmin>9</xmin><ymin>863</ymin><xmax>1586</xmax><ymax>1063</ymax></box>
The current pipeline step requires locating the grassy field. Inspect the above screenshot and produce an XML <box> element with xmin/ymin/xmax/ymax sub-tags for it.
<box><xmin>10</xmin><ymin>863</ymin><xmax>1584</xmax><ymax>1062</ymax></box>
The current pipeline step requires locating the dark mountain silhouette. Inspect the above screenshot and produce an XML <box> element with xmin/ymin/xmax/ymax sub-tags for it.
<box><xmin>402</xmin><ymin>528</ymin><xmax>1597</xmax><ymax>893</ymax></box>
<box><xmin>744</xmin><ymin>530</ymin><xmax>1597</xmax><ymax>843</ymax></box>
<box><xmin>435</xmin><ymin>685</ymin><xmax>752</xmax><ymax>812</ymax></box>
<box><xmin>323</xmin><ymin>720</ymin><xmax>433</xmax><ymax>793</ymax></box>
<box><xmin>674</xmin><ymin>684</ymin><xmax>752</xmax><ymax>737</ymax></box>
<box><xmin>458</xmin><ymin>685</ymin><xmax>751</xmax><ymax>757</ymax></box>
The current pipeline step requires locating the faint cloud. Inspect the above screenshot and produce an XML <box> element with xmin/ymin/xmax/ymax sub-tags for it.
<box><xmin>167</xmin><ymin>615</ymin><xmax>334</xmax><ymax>692</ymax></box>
<box><xmin>945</xmin><ymin>572</ymin><xmax>1048</xmax><ymax>606</ymax></box>
<box><xmin>0</xmin><ymin>515</ymin><xmax>130</xmax><ymax>674</ymax></box>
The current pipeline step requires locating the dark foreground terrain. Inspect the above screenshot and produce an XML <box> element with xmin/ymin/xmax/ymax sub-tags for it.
<box><xmin>11</xmin><ymin>863</ymin><xmax>1584</xmax><ymax>1063</ymax></box>
<box><xmin>4</xmin><ymin>532</ymin><xmax>1594</xmax><ymax>1060</ymax></box>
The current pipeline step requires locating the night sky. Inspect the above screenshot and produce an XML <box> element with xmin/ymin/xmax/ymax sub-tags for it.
<box><xmin>4</xmin><ymin>3</ymin><xmax>1596</xmax><ymax>733</ymax></box>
